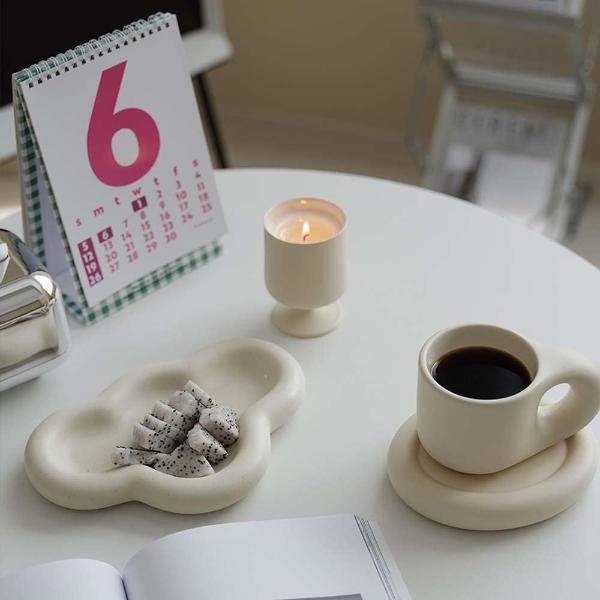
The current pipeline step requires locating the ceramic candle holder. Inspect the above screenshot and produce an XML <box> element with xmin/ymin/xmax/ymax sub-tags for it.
<box><xmin>264</xmin><ymin>198</ymin><xmax>347</xmax><ymax>338</ymax></box>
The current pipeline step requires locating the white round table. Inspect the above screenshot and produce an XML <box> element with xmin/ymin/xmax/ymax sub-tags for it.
<box><xmin>1</xmin><ymin>169</ymin><xmax>599</xmax><ymax>600</ymax></box>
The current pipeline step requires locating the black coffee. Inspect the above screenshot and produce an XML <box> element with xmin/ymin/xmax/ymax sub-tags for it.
<box><xmin>431</xmin><ymin>346</ymin><xmax>531</xmax><ymax>400</ymax></box>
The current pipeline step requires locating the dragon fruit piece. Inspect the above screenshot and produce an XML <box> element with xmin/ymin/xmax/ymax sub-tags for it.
<box><xmin>112</xmin><ymin>446</ymin><xmax>161</xmax><ymax>467</ymax></box>
<box><xmin>176</xmin><ymin>444</ymin><xmax>215</xmax><ymax>476</ymax></box>
<box><xmin>141</xmin><ymin>414</ymin><xmax>186</xmax><ymax>442</ymax></box>
<box><xmin>187</xmin><ymin>424</ymin><xmax>228</xmax><ymax>464</ymax></box>
<box><xmin>168</xmin><ymin>390</ymin><xmax>199</xmax><ymax>419</ymax></box>
<box><xmin>151</xmin><ymin>401</ymin><xmax>195</xmax><ymax>431</ymax></box>
<box><xmin>154</xmin><ymin>443</ymin><xmax>214</xmax><ymax>478</ymax></box>
<box><xmin>132</xmin><ymin>423</ymin><xmax>178</xmax><ymax>453</ymax></box>
<box><xmin>183</xmin><ymin>380</ymin><xmax>216</xmax><ymax>409</ymax></box>
<box><xmin>199</xmin><ymin>405</ymin><xmax>239</xmax><ymax>446</ymax></box>
<box><xmin>153</xmin><ymin>455</ymin><xmax>180</xmax><ymax>476</ymax></box>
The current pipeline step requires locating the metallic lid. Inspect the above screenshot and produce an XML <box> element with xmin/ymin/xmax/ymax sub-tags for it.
<box><xmin>0</xmin><ymin>229</ymin><xmax>59</xmax><ymax>331</ymax></box>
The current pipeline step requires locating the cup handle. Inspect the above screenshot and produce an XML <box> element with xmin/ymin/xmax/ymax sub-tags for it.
<box><xmin>534</xmin><ymin>343</ymin><xmax>600</xmax><ymax>449</ymax></box>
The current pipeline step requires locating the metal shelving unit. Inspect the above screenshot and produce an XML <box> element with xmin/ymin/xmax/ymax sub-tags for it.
<box><xmin>408</xmin><ymin>0</ymin><xmax>599</xmax><ymax>239</ymax></box>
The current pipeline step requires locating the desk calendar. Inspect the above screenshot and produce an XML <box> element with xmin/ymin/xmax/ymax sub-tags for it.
<box><xmin>12</xmin><ymin>13</ymin><xmax>227</xmax><ymax>324</ymax></box>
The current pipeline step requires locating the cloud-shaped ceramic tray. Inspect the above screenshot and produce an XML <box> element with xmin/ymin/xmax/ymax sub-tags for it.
<box><xmin>25</xmin><ymin>338</ymin><xmax>305</xmax><ymax>514</ymax></box>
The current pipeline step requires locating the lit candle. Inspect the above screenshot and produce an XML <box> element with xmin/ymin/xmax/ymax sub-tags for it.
<box><xmin>273</xmin><ymin>200</ymin><xmax>342</xmax><ymax>243</ymax></box>
<box><xmin>264</xmin><ymin>198</ymin><xmax>348</xmax><ymax>338</ymax></box>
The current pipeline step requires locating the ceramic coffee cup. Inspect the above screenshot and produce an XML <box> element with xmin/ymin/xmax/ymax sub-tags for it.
<box><xmin>417</xmin><ymin>324</ymin><xmax>600</xmax><ymax>474</ymax></box>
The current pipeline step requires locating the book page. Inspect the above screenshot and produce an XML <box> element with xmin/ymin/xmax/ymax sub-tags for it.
<box><xmin>364</xmin><ymin>522</ymin><xmax>412</xmax><ymax>600</ymax></box>
<box><xmin>0</xmin><ymin>559</ymin><xmax>126</xmax><ymax>600</ymax></box>
<box><xmin>123</xmin><ymin>515</ymin><xmax>409</xmax><ymax>600</ymax></box>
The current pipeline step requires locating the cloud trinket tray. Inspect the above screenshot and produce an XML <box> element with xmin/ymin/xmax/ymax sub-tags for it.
<box><xmin>24</xmin><ymin>338</ymin><xmax>305</xmax><ymax>514</ymax></box>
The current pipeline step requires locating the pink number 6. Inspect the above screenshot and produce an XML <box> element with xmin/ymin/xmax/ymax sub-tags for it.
<box><xmin>87</xmin><ymin>61</ymin><xmax>160</xmax><ymax>187</ymax></box>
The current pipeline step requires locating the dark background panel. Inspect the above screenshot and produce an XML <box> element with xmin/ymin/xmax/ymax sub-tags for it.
<box><xmin>0</xmin><ymin>1</ymin><xmax>203</xmax><ymax>105</ymax></box>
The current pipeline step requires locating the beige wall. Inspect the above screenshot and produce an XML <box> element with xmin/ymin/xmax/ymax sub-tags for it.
<box><xmin>210</xmin><ymin>1</ymin><xmax>600</xmax><ymax>163</ymax></box>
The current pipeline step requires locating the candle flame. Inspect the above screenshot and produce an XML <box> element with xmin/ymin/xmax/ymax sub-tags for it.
<box><xmin>302</xmin><ymin>220</ymin><xmax>310</xmax><ymax>241</ymax></box>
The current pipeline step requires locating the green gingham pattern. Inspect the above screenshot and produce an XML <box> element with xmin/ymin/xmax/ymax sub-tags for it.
<box><xmin>12</xmin><ymin>12</ymin><xmax>223</xmax><ymax>325</ymax></box>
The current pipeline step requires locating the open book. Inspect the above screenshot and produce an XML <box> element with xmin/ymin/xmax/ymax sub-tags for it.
<box><xmin>0</xmin><ymin>515</ymin><xmax>410</xmax><ymax>600</ymax></box>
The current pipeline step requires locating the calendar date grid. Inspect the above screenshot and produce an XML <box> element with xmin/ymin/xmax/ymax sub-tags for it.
<box><xmin>76</xmin><ymin>159</ymin><xmax>215</xmax><ymax>289</ymax></box>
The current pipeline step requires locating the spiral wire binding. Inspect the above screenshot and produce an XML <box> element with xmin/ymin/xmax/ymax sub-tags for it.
<box><xmin>15</xmin><ymin>12</ymin><xmax>173</xmax><ymax>88</ymax></box>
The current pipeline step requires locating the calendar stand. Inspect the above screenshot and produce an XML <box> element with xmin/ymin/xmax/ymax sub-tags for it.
<box><xmin>13</xmin><ymin>13</ymin><xmax>227</xmax><ymax>324</ymax></box>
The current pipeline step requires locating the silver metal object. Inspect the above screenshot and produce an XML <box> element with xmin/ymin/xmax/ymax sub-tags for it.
<box><xmin>0</xmin><ymin>229</ymin><xmax>70</xmax><ymax>392</ymax></box>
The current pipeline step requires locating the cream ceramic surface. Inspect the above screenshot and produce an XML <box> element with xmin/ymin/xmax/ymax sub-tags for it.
<box><xmin>417</xmin><ymin>324</ymin><xmax>600</xmax><ymax>475</ymax></box>
<box><xmin>24</xmin><ymin>338</ymin><xmax>305</xmax><ymax>514</ymax></box>
<box><xmin>264</xmin><ymin>197</ymin><xmax>347</xmax><ymax>337</ymax></box>
<box><xmin>270</xmin><ymin>300</ymin><xmax>343</xmax><ymax>338</ymax></box>
<box><xmin>388</xmin><ymin>415</ymin><xmax>598</xmax><ymax>531</ymax></box>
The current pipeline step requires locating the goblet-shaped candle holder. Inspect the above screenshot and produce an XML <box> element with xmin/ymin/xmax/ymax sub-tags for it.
<box><xmin>264</xmin><ymin>197</ymin><xmax>347</xmax><ymax>338</ymax></box>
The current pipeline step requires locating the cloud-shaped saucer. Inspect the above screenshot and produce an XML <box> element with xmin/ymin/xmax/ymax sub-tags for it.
<box><xmin>25</xmin><ymin>338</ymin><xmax>305</xmax><ymax>514</ymax></box>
